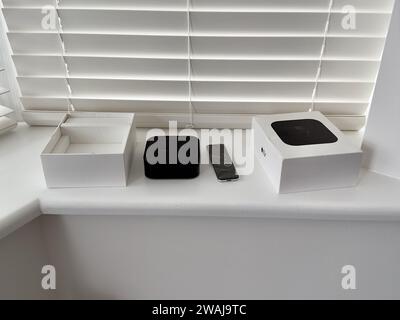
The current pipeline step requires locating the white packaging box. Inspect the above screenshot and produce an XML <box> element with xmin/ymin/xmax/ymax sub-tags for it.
<box><xmin>41</xmin><ymin>112</ymin><xmax>136</xmax><ymax>188</ymax></box>
<box><xmin>253</xmin><ymin>112</ymin><xmax>363</xmax><ymax>194</ymax></box>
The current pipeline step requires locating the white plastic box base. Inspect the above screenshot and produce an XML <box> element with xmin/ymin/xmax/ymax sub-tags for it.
<box><xmin>253</xmin><ymin>112</ymin><xmax>363</xmax><ymax>194</ymax></box>
<box><xmin>41</xmin><ymin>112</ymin><xmax>136</xmax><ymax>188</ymax></box>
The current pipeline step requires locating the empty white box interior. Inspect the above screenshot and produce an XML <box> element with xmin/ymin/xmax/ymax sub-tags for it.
<box><xmin>41</xmin><ymin>112</ymin><xmax>135</xmax><ymax>188</ymax></box>
<box><xmin>253</xmin><ymin>112</ymin><xmax>363</xmax><ymax>194</ymax></box>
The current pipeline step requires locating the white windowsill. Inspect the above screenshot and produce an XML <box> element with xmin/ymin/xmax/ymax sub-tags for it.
<box><xmin>0</xmin><ymin>123</ymin><xmax>52</xmax><ymax>239</ymax></box>
<box><xmin>1</xmin><ymin>123</ymin><xmax>400</xmax><ymax>240</ymax></box>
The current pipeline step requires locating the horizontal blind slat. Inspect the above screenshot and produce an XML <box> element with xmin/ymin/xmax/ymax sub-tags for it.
<box><xmin>191</xmin><ymin>82</ymin><xmax>374</xmax><ymax>101</ymax></box>
<box><xmin>20</xmin><ymin>96</ymin><xmax>369</xmax><ymax>115</ymax></box>
<box><xmin>7</xmin><ymin>33</ymin><xmax>386</xmax><ymax>61</ymax></box>
<box><xmin>21</xmin><ymin>110</ymin><xmax>366</xmax><ymax>131</ymax></box>
<box><xmin>8</xmin><ymin>33</ymin><xmax>188</xmax><ymax>57</ymax></box>
<box><xmin>17</xmin><ymin>77</ymin><xmax>373</xmax><ymax>101</ymax></box>
<box><xmin>17</xmin><ymin>77</ymin><xmax>189</xmax><ymax>99</ymax></box>
<box><xmin>3</xmin><ymin>0</ymin><xmax>186</xmax><ymax>10</ymax></box>
<box><xmin>2</xmin><ymin>9</ymin><xmax>188</xmax><ymax>34</ymax></box>
<box><xmin>13</xmin><ymin>55</ymin><xmax>188</xmax><ymax>78</ymax></box>
<box><xmin>13</xmin><ymin>55</ymin><xmax>380</xmax><ymax>82</ymax></box>
<box><xmin>3</xmin><ymin>9</ymin><xmax>391</xmax><ymax>38</ymax></box>
<box><xmin>3</xmin><ymin>0</ymin><xmax>394</xmax><ymax>12</ymax></box>
<box><xmin>191</xmin><ymin>0</ymin><xmax>395</xmax><ymax>12</ymax></box>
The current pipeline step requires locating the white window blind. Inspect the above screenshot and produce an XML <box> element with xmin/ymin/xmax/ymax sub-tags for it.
<box><xmin>0</xmin><ymin>45</ymin><xmax>10</xmax><ymax>106</ymax></box>
<box><xmin>0</xmin><ymin>0</ymin><xmax>395</xmax><ymax>129</ymax></box>
<box><xmin>0</xmin><ymin>32</ymin><xmax>16</xmax><ymax>134</ymax></box>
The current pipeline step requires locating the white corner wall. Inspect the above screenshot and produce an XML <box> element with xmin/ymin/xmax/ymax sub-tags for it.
<box><xmin>40</xmin><ymin>215</ymin><xmax>400</xmax><ymax>300</ymax></box>
<box><xmin>363</xmin><ymin>0</ymin><xmax>400</xmax><ymax>179</ymax></box>
<box><xmin>0</xmin><ymin>216</ymin><xmax>54</xmax><ymax>300</ymax></box>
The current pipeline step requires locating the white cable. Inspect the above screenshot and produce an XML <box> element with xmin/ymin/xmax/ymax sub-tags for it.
<box><xmin>310</xmin><ymin>0</ymin><xmax>334</xmax><ymax>112</ymax></box>
<box><xmin>55</xmin><ymin>0</ymin><xmax>74</xmax><ymax>114</ymax></box>
<box><xmin>186</xmin><ymin>0</ymin><xmax>194</xmax><ymax>128</ymax></box>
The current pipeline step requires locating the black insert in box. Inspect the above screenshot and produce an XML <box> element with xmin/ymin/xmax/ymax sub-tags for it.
<box><xmin>271</xmin><ymin>119</ymin><xmax>338</xmax><ymax>146</ymax></box>
<box><xmin>144</xmin><ymin>135</ymin><xmax>200</xmax><ymax>179</ymax></box>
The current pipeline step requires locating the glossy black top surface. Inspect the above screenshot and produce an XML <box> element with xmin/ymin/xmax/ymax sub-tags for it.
<box><xmin>271</xmin><ymin>119</ymin><xmax>338</xmax><ymax>146</ymax></box>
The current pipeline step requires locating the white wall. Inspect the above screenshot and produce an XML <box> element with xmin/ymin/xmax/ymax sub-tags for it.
<box><xmin>41</xmin><ymin>215</ymin><xmax>400</xmax><ymax>300</ymax></box>
<box><xmin>0</xmin><ymin>217</ymin><xmax>53</xmax><ymax>299</ymax></box>
<box><xmin>363</xmin><ymin>0</ymin><xmax>400</xmax><ymax>179</ymax></box>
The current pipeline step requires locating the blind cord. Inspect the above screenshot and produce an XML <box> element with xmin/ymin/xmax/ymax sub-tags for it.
<box><xmin>56</xmin><ymin>0</ymin><xmax>74</xmax><ymax>115</ymax></box>
<box><xmin>186</xmin><ymin>0</ymin><xmax>194</xmax><ymax>128</ymax></box>
<box><xmin>310</xmin><ymin>0</ymin><xmax>334</xmax><ymax>112</ymax></box>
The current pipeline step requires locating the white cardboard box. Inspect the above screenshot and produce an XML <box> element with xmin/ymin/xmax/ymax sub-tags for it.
<box><xmin>253</xmin><ymin>112</ymin><xmax>363</xmax><ymax>194</ymax></box>
<box><xmin>41</xmin><ymin>112</ymin><xmax>136</xmax><ymax>188</ymax></box>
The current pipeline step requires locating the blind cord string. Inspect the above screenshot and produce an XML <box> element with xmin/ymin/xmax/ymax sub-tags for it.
<box><xmin>310</xmin><ymin>0</ymin><xmax>334</xmax><ymax>112</ymax></box>
<box><xmin>186</xmin><ymin>0</ymin><xmax>194</xmax><ymax>128</ymax></box>
<box><xmin>55</xmin><ymin>0</ymin><xmax>74</xmax><ymax>115</ymax></box>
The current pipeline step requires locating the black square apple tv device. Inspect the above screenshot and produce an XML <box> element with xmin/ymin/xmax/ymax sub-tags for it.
<box><xmin>144</xmin><ymin>135</ymin><xmax>200</xmax><ymax>179</ymax></box>
<box><xmin>271</xmin><ymin>119</ymin><xmax>338</xmax><ymax>146</ymax></box>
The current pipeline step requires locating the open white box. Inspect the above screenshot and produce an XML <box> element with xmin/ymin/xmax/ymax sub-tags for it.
<box><xmin>253</xmin><ymin>111</ymin><xmax>363</xmax><ymax>194</ymax></box>
<box><xmin>41</xmin><ymin>112</ymin><xmax>136</xmax><ymax>188</ymax></box>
